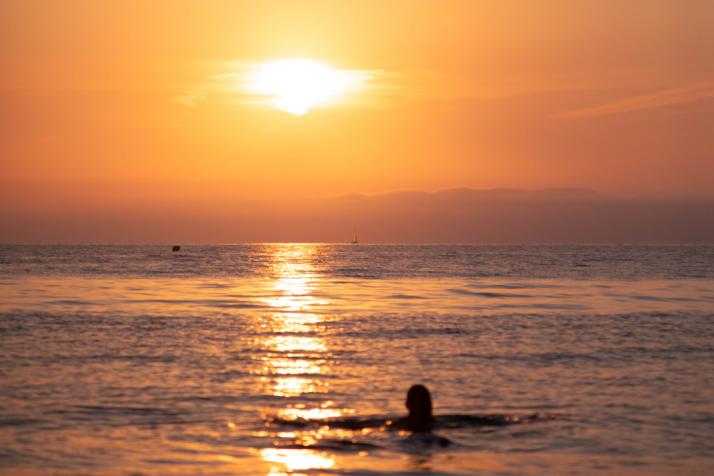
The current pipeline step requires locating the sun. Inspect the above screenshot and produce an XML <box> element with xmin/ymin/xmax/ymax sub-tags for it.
<box><xmin>246</xmin><ymin>59</ymin><xmax>364</xmax><ymax>116</ymax></box>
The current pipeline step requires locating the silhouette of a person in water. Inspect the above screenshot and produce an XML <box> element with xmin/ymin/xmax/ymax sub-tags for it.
<box><xmin>393</xmin><ymin>384</ymin><xmax>451</xmax><ymax>446</ymax></box>
<box><xmin>397</xmin><ymin>384</ymin><xmax>434</xmax><ymax>432</ymax></box>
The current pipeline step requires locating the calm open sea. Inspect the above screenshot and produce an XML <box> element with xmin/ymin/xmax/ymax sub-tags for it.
<box><xmin>1</xmin><ymin>245</ymin><xmax>713</xmax><ymax>475</ymax></box>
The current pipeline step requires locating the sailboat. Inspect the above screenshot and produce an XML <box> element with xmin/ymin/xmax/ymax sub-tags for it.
<box><xmin>350</xmin><ymin>230</ymin><xmax>359</xmax><ymax>244</ymax></box>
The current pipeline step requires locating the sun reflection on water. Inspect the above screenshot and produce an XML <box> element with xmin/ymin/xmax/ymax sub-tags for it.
<box><xmin>261</xmin><ymin>448</ymin><xmax>335</xmax><ymax>475</ymax></box>
<box><xmin>264</xmin><ymin>335</ymin><xmax>327</xmax><ymax>353</ymax></box>
<box><xmin>267</xmin><ymin>359</ymin><xmax>322</xmax><ymax>376</ymax></box>
<box><xmin>278</xmin><ymin>406</ymin><xmax>344</xmax><ymax>421</ymax></box>
<box><xmin>257</xmin><ymin>244</ymin><xmax>345</xmax><ymax>473</ymax></box>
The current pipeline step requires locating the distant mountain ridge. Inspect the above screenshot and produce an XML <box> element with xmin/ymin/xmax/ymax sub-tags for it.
<box><xmin>2</xmin><ymin>188</ymin><xmax>713</xmax><ymax>244</ymax></box>
<box><xmin>336</xmin><ymin>187</ymin><xmax>601</xmax><ymax>201</ymax></box>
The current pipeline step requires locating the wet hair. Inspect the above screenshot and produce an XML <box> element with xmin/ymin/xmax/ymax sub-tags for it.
<box><xmin>405</xmin><ymin>384</ymin><xmax>433</xmax><ymax>431</ymax></box>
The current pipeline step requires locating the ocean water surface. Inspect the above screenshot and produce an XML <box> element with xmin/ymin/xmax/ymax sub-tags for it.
<box><xmin>1</xmin><ymin>245</ymin><xmax>713</xmax><ymax>475</ymax></box>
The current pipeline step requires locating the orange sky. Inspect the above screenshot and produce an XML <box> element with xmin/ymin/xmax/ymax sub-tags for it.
<box><xmin>1</xmin><ymin>0</ymin><xmax>713</xmax><ymax>242</ymax></box>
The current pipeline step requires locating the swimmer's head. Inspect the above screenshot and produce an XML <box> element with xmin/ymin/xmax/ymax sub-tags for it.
<box><xmin>405</xmin><ymin>384</ymin><xmax>433</xmax><ymax>421</ymax></box>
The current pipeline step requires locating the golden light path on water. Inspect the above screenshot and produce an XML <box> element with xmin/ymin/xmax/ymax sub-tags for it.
<box><xmin>257</xmin><ymin>244</ymin><xmax>339</xmax><ymax>474</ymax></box>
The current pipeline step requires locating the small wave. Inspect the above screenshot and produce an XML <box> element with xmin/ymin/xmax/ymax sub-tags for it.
<box><xmin>45</xmin><ymin>405</ymin><xmax>190</xmax><ymax>426</ymax></box>
<box><xmin>196</xmin><ymin>282</ymin><xmax>233</xmax><ymax>289</ymax></box>
<box><xmin>56</xmin><ymin>404</ymin><xmax>181</xmax><ymax>417</ymax></box>
<box><xmin>625</xmin><ymin>294</ymin><xmax>705</xmax><ymax>303</ymax></box>
<box><xmin>277</xmin><ymin>440</ymin><xmax>383</xmax><ymax>451</ymax></box>
<box><xmin>472</xmin><ymin>282</ymin><xmax>564</xmax><ymax>290</ymax></box>
<box><xmin>211</xmin><ymin>369</ymin><xmax>253</xmax><ymax>382</ymax></box>
<box><xmin>275</xmin><ymin>432</ymin><xmax>453</xmax><ymax>452</ymax></box>
<box><xmin>488</xmin><ymin>302</ymin><xmax>587</xmax><ymax>310</ymax></box>
<box><xmin>448</xmin><ymin>288</ymin><xmax>533</xmax><ymax>299</ymax></box>
<box><xmin>437</xmin><ymin>413</ymin><xmax>549</xmax><ymax>427</ymax></box>
<box><xmin>49</xmin><ymin>299</ymin><xmax>103</xmax><ymax>306</ymax></box>
<box><xmin>0</xmin><ymin>417</ymin><xmax>45</xmax><ymax>427</ymax></box>
<box><xmin>268</xmin><ymin>415</ymin><xmax>389</xmax><ymax>430</ymax></box>
<box><xmin>453</xmin><ymin>351</ymin><xmax>602</xmax><ymax>364</ymax></box>
<box><xmin>135</xmin><ymin>298</ymin><xmax>265</xmax><ymax>309</ymax></box>
<box><xmin>267</xmin><ymin>412</ymin><xmax>552</xmax><ymax>431</ymax></box>
<box><xmin>385</xmin><ymin>294</ymin><xmax>427</xmax><ymax>300</ymax></box>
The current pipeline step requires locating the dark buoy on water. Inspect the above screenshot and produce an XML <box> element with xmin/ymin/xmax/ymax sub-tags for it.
<box><xmin>172</xmin><ymin>245</ymin><xmax>181</xmax><ymax>252</ymax></box>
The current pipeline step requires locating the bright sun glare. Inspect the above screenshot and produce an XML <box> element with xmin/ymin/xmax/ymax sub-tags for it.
<box><xmin>247</xmin><ymin>59</ymin><xmax>364</xmax><ymax>116</ymax></box>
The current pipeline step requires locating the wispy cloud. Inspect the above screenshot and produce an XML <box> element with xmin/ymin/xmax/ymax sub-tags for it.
<box><xmin>172</xmin><ymin>90</ymin><xmax>209</xmax><ymax>107</ymax></box>
<box><xmin>175</xmin><ymin>61</ymin><xmax>714</xmax><ymax>116</ymax></box>
<box><xmin>171</xmin><ymin>61</ymin><xmax>504</xmax><ymax>111</ymax></box>
<box><xmin>559</xmin><ymin>82</ymin><xmax>714</xmax><ymax>118</ymax></box>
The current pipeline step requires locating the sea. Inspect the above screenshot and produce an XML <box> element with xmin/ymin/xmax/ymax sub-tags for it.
<box><xmin>1</xmin><ymin>244</ymin><xmax>713</xmax><ymax>475</ymax></box>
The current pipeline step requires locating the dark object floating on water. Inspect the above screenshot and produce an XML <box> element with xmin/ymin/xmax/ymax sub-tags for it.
<box><xmin>172</xmin><ymin>245</ymin><xmax>181</xmax><ymax>252</ymax></box>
